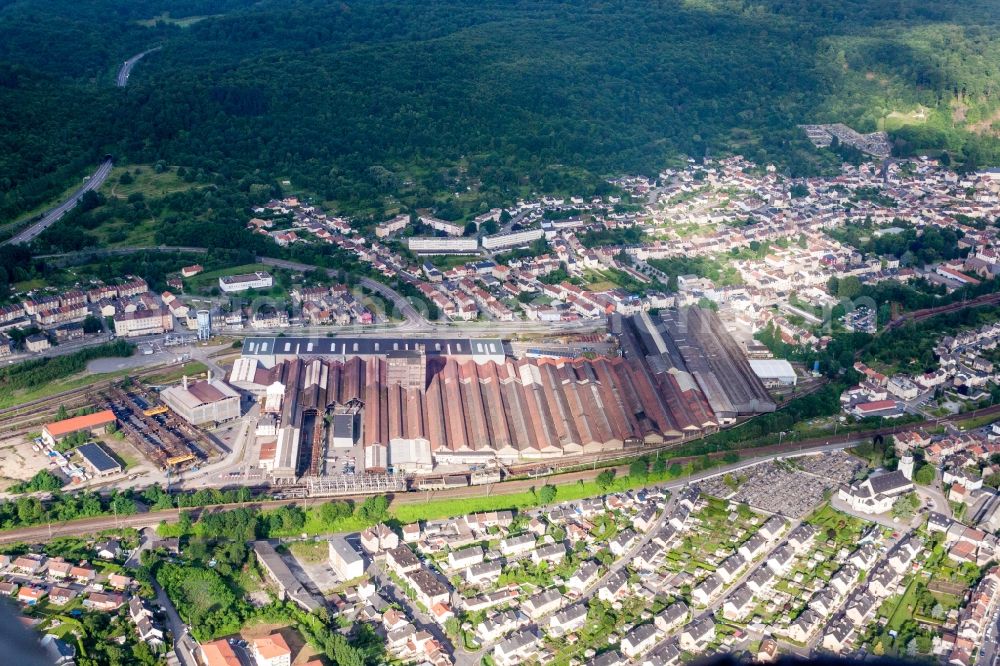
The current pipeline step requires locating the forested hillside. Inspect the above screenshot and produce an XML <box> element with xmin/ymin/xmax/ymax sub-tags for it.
<box><xmin>2</xmin><ymin>0</ymin><xmax>1000</xmax><ymax>224</ymax></box>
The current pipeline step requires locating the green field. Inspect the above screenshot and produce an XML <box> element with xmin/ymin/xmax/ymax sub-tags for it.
<box><xmin>886</xmin><ymin>578</ymin><xmax>920</xmax><ymax>632</ymax></box>
<box><xmin>0</xmin><ymin>367</ymin><xmax>132</xmax><ymax>410</ymax></box>
<box><xmin>142</xmin><ymin>361</ymin><xmax>209</xmax><ymax>386</ymax></box>
<box><xmin>102</xmin><ymin>165</ymin><xmax>201</xmax><ymax>201</ymax></box>
<box><xmin>287</xmin><ymin>540</ymin><xmax>329</xmax><ymax>564</ymax></box>
<box><xmin>186</xmin><ymin>263</ymin><xmax>271</xmax><ymax>292</ymax></box>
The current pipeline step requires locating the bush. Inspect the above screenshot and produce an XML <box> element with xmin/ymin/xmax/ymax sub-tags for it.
<box><xmin>913</xmin><ymin>463</ymin><xmax>936</xmax><ymax>485</ymax></box>
<box><xmin>8</xmin><ymin>469</ymin><xmax>64</xmax><ymax>494</ymax></box>
<box><xmin>156</xmin><ymin>563</ymin><xmax>246</xmax><ymax>641</ymax></box>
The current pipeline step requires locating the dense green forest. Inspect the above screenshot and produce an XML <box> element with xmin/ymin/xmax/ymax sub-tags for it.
<box><xmin>3</xmin><ymin>0</ymin><xmax>1000</xmax><ymax>229</ymax></box>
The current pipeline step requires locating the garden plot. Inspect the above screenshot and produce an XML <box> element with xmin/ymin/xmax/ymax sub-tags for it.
<box><xmin>660</xmin><ymin>497</ymin><xmax>764</xmax><ymax>586</ymax></box>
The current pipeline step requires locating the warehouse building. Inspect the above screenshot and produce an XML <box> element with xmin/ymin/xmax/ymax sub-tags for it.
<box><xmin>160</xmin><ymin>375</ymin><xmax>241</xmax><ymax>425</ymax></box>
<box><xmin>42</xmin><ymin>410</ymin><xmax>117</xmax><ymax>447</ymax></box>
<box><xmin>239</xmin><ymin>336</ymin><xmax>505</xmax><ymax>369</ymax></box>
<box><xmin>481</xmin><ymin>227</ymin><xmax>544</xmax><ymax>251</ymax></box>
<box><xmin>76</xmin><ymin>442</ymin><xmax>122</xmax><ymax>477</ymax></box>
<box><xmin>252</xmin><ymin>541</ymin><xmax>321</xmax><ymax>612</ymax></box>
<box><xmin>218</xmin><ymin>271</ymin><xmax>273</xmax><ymax>293</ymax></box>
<box><xmin>748</xmin><ymin>359</ymin><xmax>797</xmax><ymax>387</ymax></box>
<box><xmin>616</xmin><ymin>308</ymin><xmax>776</xmax><ymax>423</ymax></box>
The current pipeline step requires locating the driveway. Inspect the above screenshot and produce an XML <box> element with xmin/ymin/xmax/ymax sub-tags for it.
<box><xmin>370</xmin><ymin>563</ymin><xmax>462</xmax><ymax>663</ymax></box>
<box><xmin>152</xmin><ymin>580</ymin><xmax>199</xmax><ymax>666</ymax></box>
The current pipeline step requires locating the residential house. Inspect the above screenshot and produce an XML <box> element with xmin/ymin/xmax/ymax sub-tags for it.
<box><xmin>447</xmin><ymin>545</ymin><xmax>484</xmax><ymax>571</ymax></box>
<box><xmin>531</xmin><ymin>542</ymin><xmax>566</xmax><ymax>566</ymax></box>
<box><xmin>95</xmin><ymin>539</ymin><xmax>122</xmax><ymax>560</ymax></box>
<box><xmin>84</xmin><ymin>592</ymin><xmax>125</xmax><ymax>611</ymax></box>
<box><xmin>746</xmin><ymin>566</ymin><xmax>775</xmax><ymax>594</ymax></box>
<box><xmin>386</xmin><ymin>545</ymin><xmax>422</xmax><ymax>575</ymax></box>
<box><xmin>722</xmin><ymin>585</ymin><xmax>755</xmax><ymax>621</ymax></box>
<box><xmin>499</xmin><ymin>534</ymin><xmax>535</xmax><ymax>558</ymax></box>
<box><xmin>738</xmin><ymin>534</ymin><xmax>768</xmax><ymax>561</ymax></box>
<box><xmin>759</xmin><ymin>515</ymin><xmax>787</xmax><ymax>541</ymax></box>
<box><xmin>622</xmin><ymin>624</ymin><xmax>658</xmax><ymax>659</ymax></box>
<box><xmin>464</xmin><ymin>561</ymin><xmax>503</xmax><ymax>586</ymax></box>
<box><xmin>524</xmin><ymin>588</ymin><xmax>562</xmax><ymax>620</ymax></box>
<box><xmin>766</xmin><ymin>545</ymin><xmax>795</xmax><ymax>575</ymax></box>
<box><xmin>107</xmin><ymin>572</ymin><xmax>130</xmax><ymax>589</ymax></box>
<box><xmin>845</xmin><ymin>593</ymin><xmax>877</xmax><ymax>625</ymax></box>
<box><xmin>477</xmin><ymin>610</ymin><xmax>527</xmax><ymax>643</ymax></box>
<box><xmin>360</xmin><ymin>523</ymin><xmax>399</xmax><ymax>554</ymax></box>
<box><xmin>634</xmin><ymin>507</ymin><xmax>659</xmax><ymax>533</ymax></box>
<box><xmin>407</xmin><ymin>569</ymin><xmax>450</xmax><ymax>610</ymax></box>
<box><xmin>829</xmin><ymin>564</ymin><xmax>860</xmax><ymax>597</ymax></box>
<box><xmin>251</xmin><ymin>634</ymin><xmax>292</xmax><ymax>666</ymax></box>
<box><xmin>493</xmin><ymin>630</ymin><xmax>540</xmax><ymax>666</ymax></box>
<box><xmin>784</xmin><ymin>609</ymin><xmax>823</xmax><ymax>642</ymax></box>
<box><xmin>679</xmin><ymin>616</ymin><xmax>716</xmax><ymax>653</ymax></box>
<box><xmin>18</xmin><ymin>586</ymin><xmax>46</xmax><ymax>606</ymax></box>
<box><xmin>548</xmin><ymin>604</ymin><xmax>588</xmax><ymax>637</ymax></box>
<box><xmin>567</xmin><ymin>560</ymin><xmax>600</xmax><ymax>596</ymax></box>
<box><xmin>48</xmin><ymin>586</ymin><xmax>77</xmax><ymax>606</ymax></box>
<box><xmin>654</xmin><ymin>602</ymin><xmax>689</xmax><ymax>634</ymax></box>
<box><xmin>786</xmin><ymin>524</ymin><xmax>817</xmax><ymax>554</ymax></box>
<box><xmin>822</xmin><ymin>615</ymin><xmax>855</xmax><ymax>653</ymax></box>
<box><xmin>597</xmin><ymin>570</ymin><xmax>630</xmax><ymax>602</ymax></box>
<box><xmin>717</xmin><ymin>553</ymin><xmax>746</xmax><ymax>584</ymax></box>
<box><xmin>691</xmin><ymin>574</ymin><xmax>723</xmax><ymax>605</ymax></box>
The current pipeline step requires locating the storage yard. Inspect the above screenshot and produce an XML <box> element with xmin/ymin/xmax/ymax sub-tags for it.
<box><xmin>105</xmin><ymin>385</ymin><xmax>217</xmax><ymax>471</ymax></box>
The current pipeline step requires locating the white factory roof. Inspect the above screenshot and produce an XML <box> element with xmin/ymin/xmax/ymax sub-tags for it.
<box><xmin>748</xmin><ymin>359</ymin><xmax>796</xmax><ymax>379</ymax></box>
<box><xmin>162</xmin><ymin>379</ymin><xmax>240</xmax><ymax>410</ymax></box>
<box><xmin>230</xmin><ymin>357</ymin><xmax>259</xmax><ymax>383</ymax></box>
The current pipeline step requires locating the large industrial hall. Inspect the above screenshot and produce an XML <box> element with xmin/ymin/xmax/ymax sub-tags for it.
<box><xmin>229</xmin><ymin>307</ymin><xmax>777</xmax><ymax>478</ymax></box>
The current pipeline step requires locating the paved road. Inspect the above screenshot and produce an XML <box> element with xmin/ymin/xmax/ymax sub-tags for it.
<box><xmin>153</xmin><ymin>579</ymin><xmax>199</xmax><ymax>666</ymax></box>
<box><xmin>116</xmin><ymin>47</ymin><xmax>160</xmax><ymax>87</ymax></box>
<box><xmin>260</xmin><ymin>257</ymin><xmax>429</xmax><ymax>327</ymax></box>
<box><xmin>371</xmin><ymin>563</ymin><xmax>460</xmax><ymax>662</ymax></box>
<box><xmin>4</xmin><ymin>158</ymin><xmax>114</xmax><ymax>245</ymax></box>
<box><xmin>4</xmin><ymin>47</ymin><xmax>160</xmax><ymax>247</ymax></box>
<box><xmin>982</xmin><ymin>602</ymin><xmax>1000</xmax><ymax>666</ymax></box>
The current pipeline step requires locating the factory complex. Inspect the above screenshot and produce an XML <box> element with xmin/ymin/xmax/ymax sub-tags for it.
<box><xmin>229</xmin><ymin>307</ymin><xmax>777</xmax><ymax>478</ymax></box>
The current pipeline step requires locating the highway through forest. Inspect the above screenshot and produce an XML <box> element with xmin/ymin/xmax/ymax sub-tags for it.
<box><xmin>4</xmin><ymin>158</ymin><xmax>114</xmax><ymax>246</ymax></box>
<box><xmin>116</xmin><ymin>47</ymin><xmax>159</xmax><ymax>87</ymax></box>
<box><xmin>3</xmin><ymin>48</ymin><xmax>158</xmax><ymax>247</ymax></box>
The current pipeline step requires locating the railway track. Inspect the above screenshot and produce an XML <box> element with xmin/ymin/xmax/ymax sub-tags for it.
<box><xmin>3</xmin><ymin>397</ymin><xmax>1000</xmax><ymax>545</ymax></box>
<box><xmin>885</xmin><ymin>292</ymin><xmax>1000</xmax><ymax>331</ymax></box>
<box><xmin>0</xmin><ymin>359</ymin><xmax>215</xmax><ymax>439</ymax></box>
